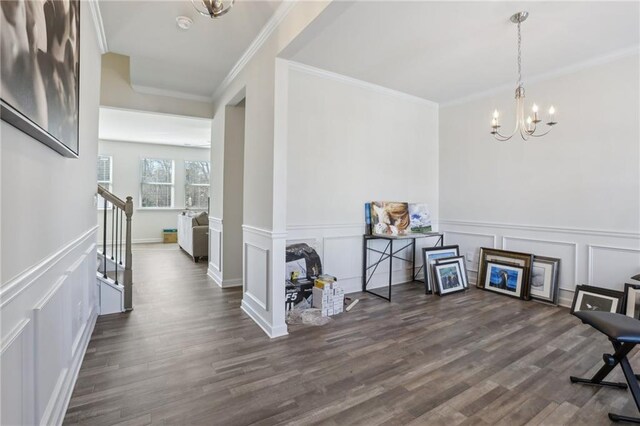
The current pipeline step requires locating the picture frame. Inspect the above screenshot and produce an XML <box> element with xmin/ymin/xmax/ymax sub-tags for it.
<box><xmin>477</xmin><ymin>248</ymin><xmax>533</xmax><ymax>299</ymax></box>
<box><xmin>422</xmin><ymin>245</ymin><xmax>460</xmax><ymax>294</ymax></box>
<box><xmin>1</xmin><ymin>0</ymin><xmax>81</xmax><ymax>157</ymax></box>
<box><xmin>530</xmin><ymin>256</ymin><xmax>560</xmax><ymax>304</ymax></box>
<box><xmin>623</xmin><ymin>283</ymin><xmax>640</xmax><ymax>319</ymax></box>
<box><xmin>570</xmin><ymin>285</ymin><xmax>624</xmax><ymax>315</ymax></box>
<box><xmin>435</xmin><ymin>256</ymin><xmax>469</xmax><ymax>289</ymax></box>
<box><xmin>433</xmin><ymin>262</ymin><xmax>466</xmax><ymax>296</ymax></box>
<box><xmin>482</xmin><ymin>261</ymin><xmax>525</xmax><ymax>299</ymax></box>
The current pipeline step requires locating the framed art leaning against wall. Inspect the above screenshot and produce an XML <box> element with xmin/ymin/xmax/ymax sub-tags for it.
<box><xmin>530</xmin><ymin>256</ymin><xmax>560</xmax><ymax>304</ymax></box>
<box><xmin>1</xmin><ymin>0</ymin><xmax>81</xmax><ymax>157</ymax></box>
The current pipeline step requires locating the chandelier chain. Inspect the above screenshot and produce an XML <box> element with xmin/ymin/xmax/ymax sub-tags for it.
<box><xmin>517</xmin><ymin>20</ymin><xmax>522</xmax><ymax>88</ymax></box>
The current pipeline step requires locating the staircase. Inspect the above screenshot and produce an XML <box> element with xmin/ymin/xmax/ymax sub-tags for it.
<box><xmin>97</xmin><ymin>185</ymin><xmax>134</xmax><ymax>314</ymax></box>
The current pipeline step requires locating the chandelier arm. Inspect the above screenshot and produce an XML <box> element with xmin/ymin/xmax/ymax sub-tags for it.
<box><xmin>492</xmin><ymin>128</ymin><xmax>514</xmax><ymax>141</ymax></box>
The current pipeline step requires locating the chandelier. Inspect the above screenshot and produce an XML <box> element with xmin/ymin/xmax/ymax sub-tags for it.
<box><xmin>191</xmin><ymin>0</ymin><xmax>234</xmax><ymax>18</ymax></box>
<box><xmin>491</xmin><ymin>12</ymin><xmax>557</xmax><ymax>141</ymax></box>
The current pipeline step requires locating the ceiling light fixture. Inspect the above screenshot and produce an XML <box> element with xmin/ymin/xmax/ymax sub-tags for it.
<box><xmin>191</xmin><ymin>0</ymin><xmax>234</xmax><ymax>19</ymax></box>
<box><xmin>491</xmin><ymin>12</ymin><xmax>558</xmax><ymax>141</ymax></box>
<box><xmin>176</xmin><ymin>16</ymin><xmax>193</xmax><ymax>30</ymax></box>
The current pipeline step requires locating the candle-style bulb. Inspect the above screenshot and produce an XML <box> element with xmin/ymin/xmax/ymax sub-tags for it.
<box><xmin>548</xmin><ymin>106</ymin><xmax>555</xmax><ymax>115</ymax></box>
<box><xmin>532</xmin><ymin>103</ymin><xmax>539</xmax><ymax>113</ymax></box>
<box><xmin>491</xmin><ymin>118</ymin><xmax>497</xmax><ymax>127</ymax></box>
<box><xmin>493</xmin><ymin>109</ymin><xmax>499</xmax><ymax>119</ymax></box>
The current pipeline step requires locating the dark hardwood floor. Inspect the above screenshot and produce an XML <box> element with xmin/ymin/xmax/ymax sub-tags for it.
<box><xmin>65</xmin><ymin>243</ymin><xmax>638</xmax><ymax>425</ymax></box>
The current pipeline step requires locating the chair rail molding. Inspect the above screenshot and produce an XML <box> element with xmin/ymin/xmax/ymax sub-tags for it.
<box><xmin>439</xmin><ymin>219</ymin><xmax>640</xmax><ymax>239</ymax></box>
<box><xmin>1</xmin><ymin>225</ymin><xmax>99</xmax><ymax>307</ymax></box>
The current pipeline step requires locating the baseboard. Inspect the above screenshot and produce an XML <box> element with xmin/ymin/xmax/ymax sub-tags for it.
<box><xmin>241</xmin><ymin>299</ymin><xmax>288</xmax><ymax>339</ymax></box>
<box><xmin>45</xmin><ymin>307</ymin><xmax>97</xmax><ymax>426</ymax></box>
<box><xmin>220</xmin><ymin>278</ymin><xmax>242</xmax><ymax>288</ymax></box>
<box><xmin>207</xmin><ymin>266</ymin><xmax>223</xmax><ymax>286</ymax></box>
<box><xmin>133</xmin><ymin>238</ymin><xmax>164</xmax><ymax>244</ymax></box>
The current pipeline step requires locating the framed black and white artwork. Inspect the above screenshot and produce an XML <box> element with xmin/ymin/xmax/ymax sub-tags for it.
<box><xmin>530</xmin><ymin>256</ymin><xmax>560</xmax><ymax>305</ymax></box>
<box><xmin>570</xmin><ymin>285</ymin><xmax>624</xmax><ymax>315</ymax></box>
<box><xmin>1</xmin><ymin>0</ymin><xmax>81</xmax><ymax>157</ymax></box>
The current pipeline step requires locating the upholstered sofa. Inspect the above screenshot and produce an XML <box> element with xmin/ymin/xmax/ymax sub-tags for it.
<box><xmin>177</xmin><ymin>211</ymin><xmax>209</xmax><ymax>262</ymax></box>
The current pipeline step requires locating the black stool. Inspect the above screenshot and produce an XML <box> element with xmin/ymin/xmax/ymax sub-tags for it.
<box><xmin>571</xmin><ymin>311</ymin><xmax>640</xmax><ymax>423</ymax></box>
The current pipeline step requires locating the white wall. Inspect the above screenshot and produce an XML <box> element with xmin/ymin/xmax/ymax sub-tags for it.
<box><xmin>208</xmin><ymin>103</ymin><xmax>245</xmax><ymax>288</ymax></box>
<box><xmin>285</xmin><ymin>63</ymin><xmax>440</xmax><ymax>294</ymax></box>
<box><xmin>0</xmin><ymin>5</ymin><xmax>102</xmax><ymax>425</ymax></box>
<box><xmin>209</xmin><ymin>2</ymin><xmax>330</xmax><ymax>338</ymax></box>
<box><xmin>98</xmin><ymin>139</ymin><xmax>210</xmax><ymax>243</ymax></box>
<box><xmin>439</xmin><ymin>53</ymin><xmax>640</xmax><ymax>306</ymax></box>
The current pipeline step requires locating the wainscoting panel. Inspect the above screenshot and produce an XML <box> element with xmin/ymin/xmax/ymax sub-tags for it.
<box><xmin>245</xmin><ymin>243</ymin><xmax>269</xmax><ymax>310</ymax></box>
<box><xmin>207</xmin><ymin>217</ymin><xmax>223</xmax><ymax>286</ymax></box>
<box><xmin>588</xmin><ymin>245</ymin><xmax>640</xmax><ymax>289</ymax></box>
<box><xmin>443</xmin><ymin>230</ymin><xmax>497</xmax><ymax>273</ymax></box>
<box><xmin>0</xmin><ymin>226</ymin><xmax>98</xmax><ymax>426</ymax></box>
<box><xmin>1</xmin><ymin>319</ymin><xmax>35</xmax><ymax>426</ymax></box>
<box><xmin>440</xmin><ymin>220</ymin><xmax>640</xmax><ymax>307</ymax></box>
<box><xmin>503</xmin><ymin>236</ymin><xmax>579</xmax><ymax>292</ymax></box>
<box><xmin>323</xmin><ymin>236</ymin><xmax>361</xmax><ymax>282</ymax></box>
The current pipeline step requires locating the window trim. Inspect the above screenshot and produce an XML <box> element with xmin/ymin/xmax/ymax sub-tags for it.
<box><xmin>184</xmin><ymin>160</ymin><xmax>210</xmax><ymax>209</ymax></box>
<box><xmin>97</xmin><ymin>155</ymin><xmax>113</xmax><ymax>210</ymax></box>
<box><xmin>139</xmin><ymin>157</ymin><xmax>175</xmax><ymax>209</ymax></box>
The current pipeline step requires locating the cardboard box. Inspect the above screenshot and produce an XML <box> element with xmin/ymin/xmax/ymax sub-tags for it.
<box><xmin>163</xmin><ymin>229</ymin><xmax>177</xmax><ymax>243</ymax></box>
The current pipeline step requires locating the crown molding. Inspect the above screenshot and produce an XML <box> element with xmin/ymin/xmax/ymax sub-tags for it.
<box><xmin>212</xmin><ymin>0</ymin><xmax>298</xmax><ymax>102</ymax></box>
<box><xmin>131</xmin><ymin>83</ymin><xmax>214</xmax><ymax>104</ymax></box>
<box><xmin>441</xmin><ymin>45</ymin><xmax>640</xmax><ymax>108</ymax></box>
<box><xmin>286</xmin><ymin>60</ymin><xmax>439</xmax><ymax>108</ymax></box>
<box><xmin>87</xmin><ymin>0</ymin><xmax>108</xmax><ymax>54</ymax></box>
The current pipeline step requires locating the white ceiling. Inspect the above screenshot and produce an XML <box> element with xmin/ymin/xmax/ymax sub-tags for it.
<box><xmin>99</xmin><ymin>107</ymin><xmax>212</xmax><ymax>148</ymax></box>
<box><xmin>288</xmin><ymin>1</ymin><xmax>640</xmax><ymax>104</ymax></box>
<box><xmin>99</xmin><ymin>0</ymin><xmax>280</xmax><ymax>100</ymax></box>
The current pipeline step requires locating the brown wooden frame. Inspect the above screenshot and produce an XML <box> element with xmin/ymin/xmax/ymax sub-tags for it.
<box><xmin>476</xmin><ymin>247</ymin><xmax>533</xmax><ymax>300</ymax></box>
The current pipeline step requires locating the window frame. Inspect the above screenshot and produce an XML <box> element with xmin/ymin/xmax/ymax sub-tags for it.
<box><xmin>184</xmin><ymin>160</ymin><xmax>210</xmax><ymax>210</ymax></box>
<box><xmin>139</xmin><ymin>157</ymin><xmax>175</xmax><ymax>209</ymax></box>
<box><xmin>97</xmin><ymin>155</ymin><xmax>113</xmax><ymax>209</ymax></box>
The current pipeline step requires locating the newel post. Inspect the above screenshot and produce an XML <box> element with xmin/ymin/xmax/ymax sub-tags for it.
<box><xmin>124</xmin><ymin>196</ymin><xmax>134</xmax><ymax>311</ymax></box>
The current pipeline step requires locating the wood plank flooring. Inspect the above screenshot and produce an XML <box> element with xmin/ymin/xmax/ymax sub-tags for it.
<box><xmin>65</xmin><ymin>243</ymin><xmax>639</xmax><ymax>425</ymax></box>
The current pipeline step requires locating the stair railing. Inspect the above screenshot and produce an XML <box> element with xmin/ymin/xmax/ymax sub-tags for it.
<box><xmin>98</xmin><ymin>185</ymin><xmax>134</xmax><ymax>311</ymax></box>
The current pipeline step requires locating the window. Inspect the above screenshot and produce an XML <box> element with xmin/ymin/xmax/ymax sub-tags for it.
<box><xmin>185</xmin><ymin>160</ymin><xmax>210</xmax><ymax>209</ymax></box>
<box><xmin>97</xmin><ymin>155</ymin><xmax>112</xmax><ymax>192</ymax></box>
<box><xmin>140</xmin><ymin>158</ymin><xmax>174</xmax><ymax>208</ymax></box>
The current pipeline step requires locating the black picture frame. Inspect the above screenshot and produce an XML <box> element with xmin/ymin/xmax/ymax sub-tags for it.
<box><xmin>623</xmin><ymin>283</ymin><xmax>640</xmax><ymax>319</ymax></box>
<box><xmin>570</xmin><ymin>285</ymin><xmax>625</xmax><ymax>315</ymax></box>
<box><xmin>1</xmin><ymin>0</ymin><xmax>81</xmax><ymax>157</ymax></box>
<box><xmin>482</xmin><ymin>261</ymin><xmax>526</xmax><ymax>299</ymax></box>
<box><xmin>433</xmin><ymin>262</ymin><xmax>466</xmax><ymax>296</ymax></box>
<box><xmin>422</xmin><ymin>245</ymin><xmax>459</xmax><ymax>294</ymax></box>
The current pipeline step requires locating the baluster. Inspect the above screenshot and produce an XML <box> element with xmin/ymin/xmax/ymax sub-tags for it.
<box><xmin>119</xmin><ymin>209</ymin><xmax>123</xmax><ymax>265</ymax></box>
<box><xmin>114</xmin><ymin>206</ymin><xmax>119</xmax><ymax>285</ymax></box>
<box><xmin>103</xmin><ymin>197</ymin><xmax>107</xmax><ymax>279</ymax></box>
<box><xmin>111</xmin><ymin>204</ymin><xmax>115</xmax><ymax>260</ymax></box>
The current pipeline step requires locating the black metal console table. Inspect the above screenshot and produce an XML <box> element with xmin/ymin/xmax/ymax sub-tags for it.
<box><xmin>362</xmin><ymin>232</ymin><xmax>444</xmax><ymax>302</ymax></box>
